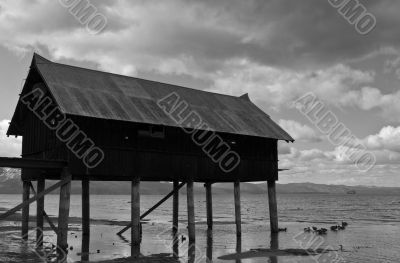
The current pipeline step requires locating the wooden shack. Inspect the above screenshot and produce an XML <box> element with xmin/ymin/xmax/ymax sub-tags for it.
<box><xmin>1</xmin><ymin>53</ymin><xmax>293</xmax><ymax>259</ymax></box>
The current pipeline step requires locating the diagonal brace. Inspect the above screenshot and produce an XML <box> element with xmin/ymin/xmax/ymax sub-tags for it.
<box><xmin>0</xmin><ymin>177</ymin><xmax>71</xmax><ymax>221</ymax></box>
<box><xmin>117</xmin><ymin>182</ymin><xmax>186</xmax><ymax>236</ymax></box>
<box><xmin>29</xmin><ymin>183</ymin><xmax>58</xmax><ymax>235</ymax></box>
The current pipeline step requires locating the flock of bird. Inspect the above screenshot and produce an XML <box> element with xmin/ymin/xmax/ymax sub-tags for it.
<box><xmin>304</xmin><ymin>221</ymin><xmax>348</xmax><ymax>235</ymax></box>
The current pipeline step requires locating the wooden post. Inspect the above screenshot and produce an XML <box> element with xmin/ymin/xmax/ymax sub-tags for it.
<box><xmin>21</xmin><ymin>180</ymin><xmax>30</xmax><ymax>240</ymax></box>
<box><xmin>205</xmin><ymin>183</ymin><xmax>213</xmax><ymax>230</ymax></box>
<box><xmin>271</xmin><ymin>232</ymin><xmax>279</xmax><ymax>249</ymax></box>
<box><xmin>270</xmin><ymin>232</ymin><xmax>279</xmax><ymax>263</ymax></box>
<box><xmin>236</xmin><ymin>234</ymin><xmax>242</xmax><ymax>263</ymax></box>
<box><xmin>267</xmin><ymin>180</ymin><xmax>278</xmax><ymax>233</ymax></box>
<box><xmin>57</xmin><ymin>168</ymin><xmax>72</xmax><ymax>256</ymax></box>
<box><xmin>36</xmin><ymin>178</ymin><xmax>45</xmax><ymax>247</ymax></box>
<box><xmin>172</xmin><ymin>180</ymin><xmax>179</xmax><ymax>235</ymax></box>
<box><xmin>188</xmin><ymin>240</ymin><xmax>196</xmax><ymax>263</ymax></box>
<box><xmin>206</xmin><ymin>229</ymin><xmax>213</xmax><ymax>262</ymax></box>
<box><xmin>82</xmin><ymin>178</ymin><xmax>90</xmax><ymax>240</ymax></box>
<box><xmin>131</xmin><ymin>176</ymin><xmax>141</xmax><ymax>247</ymax></box>
<box><xmin>172</xmin><ymin>233</ymin><xmax>179</xmax><ymax>259</ymax></box>
<box><xmin>81</xmin><ymin>178</ymin><xmax>90</xmax><ymax>262</ymax></box>
<box><xmin>186</xmin><ymin>176</ymin><xmax>195</xmax><ymax>243</ymax></box>
<box><xmin>234</xmin><ymin>180</ymin><xmax>241</xmax><ymax>237</ymax></box>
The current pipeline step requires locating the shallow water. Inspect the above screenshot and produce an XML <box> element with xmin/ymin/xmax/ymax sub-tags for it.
<box><xmin>1</xmin><ymin>193</ymin><xmax>400</xmax><ymax>262</ymax></box>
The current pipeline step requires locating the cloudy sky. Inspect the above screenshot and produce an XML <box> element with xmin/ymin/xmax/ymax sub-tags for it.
<box><xmin>0</xmin><ymin>0</ymin><xmax>399</xmax><ymax>186</ymax></box>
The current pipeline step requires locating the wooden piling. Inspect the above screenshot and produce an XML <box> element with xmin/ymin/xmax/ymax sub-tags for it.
<box><xmin>270</xmin><ymin>232</ymin><xmax>279</xmax><ymax>263</ymax></box>
<box><xmin>236</xmin><ymin>234</ymin><xmax>242</xmax><ymax>263</ymax></box>
<box><xmin>36</xmin><ymin>178</ymin><xmax>45</xmax><ymax>247</ymax></box>
<box><xmin>81</xmin><ymin>178</ymin><xmax>90</xmax><ymax>261</ymax></box>
<box><xmin>206</xmin><ymin>229</ymin><xmax>213</xmax><ymax>262</ymax></box>
<box><xmin>172</xmin><ymin>233</ymin><xmax>179</xmax><ymax>259</ymax></box>
<box><xmin>21</xmin><ymin>180</ymin><xmax>30</xmax><ymax>240</ymax></box>
<box><xmin>234</xmin><ymin>180</ymin><xmax>241</xmax><ymax>237</ymax></box>
<box><xmin>172</xmin><ymin>180</ymin><xmax>179</xmax><ymax>235</ymax></box>
<box><xmin>82</xmin><ymin>178</ymin><xmax>90</xmax><ymax>239</ymax></box>
<box><xmin>188</xmin><ymin>240</ymin><xmax>196</xmax><ymax>263</ymax></box>
<box><xmin>57</xmin><ymin>168</ymin><xmax>72</xmax><ymax>254</ymax></box>
<box><xmin>267</xmin><ymin>180</ymin><xmax>278</xmax><ymax>233</ymax></box>
<box><xmin>270</xmin><ymin>232</ymin><xmax>279</xmax><ymax>249</ymax></box>
<box><xmin>81</xmin><ymin>234</ymin><xmax>90</xmax><ymax>262</ymax></box>
<box><xmin>205</xmin><ymin>183</ymin><xmax>213</xmax><ymax>230</ymax></box>
<box><xmin>186</xmin><ymin>176</ymin><xmax>195</xmax><ymax>243</ymax></box>
<box><xmin>131</xmin><ymin>176</ymin><xmax>141</xmax><ymax>247</ymax></box>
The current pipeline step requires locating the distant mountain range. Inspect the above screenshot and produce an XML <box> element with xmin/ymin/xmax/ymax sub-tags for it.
<box><xmin>1</xmin><ymin>168</ymin><xmax>400</xmax><ymax>195</ymax></box>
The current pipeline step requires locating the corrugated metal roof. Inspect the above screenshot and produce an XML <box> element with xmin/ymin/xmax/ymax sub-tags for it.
<box><xmin>11</xmin><ymin>54</ymin><xmax>294</xmax><ymax>141</ymax></box>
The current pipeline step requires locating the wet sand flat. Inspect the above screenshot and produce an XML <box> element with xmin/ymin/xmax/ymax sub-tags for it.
<box><xmin>1</xmin><ymin>220</ymin><xmax>399</xmax><ymax>263</ymax></box>
<box><xmin>1</xmin><ymin>194</ymin><xmax>400</xmax><ymax>262</ymax></box>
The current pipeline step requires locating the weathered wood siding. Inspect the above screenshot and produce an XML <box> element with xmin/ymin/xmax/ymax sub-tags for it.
<box><xmin>20</xmin><ymin>85</ymin><xmax>278</xmax><ymax>182</ymax></box>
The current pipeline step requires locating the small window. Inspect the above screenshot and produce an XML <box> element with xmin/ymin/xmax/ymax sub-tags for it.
<box><xmin>138</xmin><ymin>125</ymin><xmax>165</xmax><ymax>138</ymax></box>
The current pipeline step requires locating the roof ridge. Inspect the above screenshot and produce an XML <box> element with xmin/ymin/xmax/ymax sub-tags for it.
<box><xmin>36</xmin><ymin>54</ymin><xmax>249</xmax><ymax>101</ymax></box>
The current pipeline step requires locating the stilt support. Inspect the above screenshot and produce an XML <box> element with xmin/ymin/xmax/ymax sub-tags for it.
<box><xmin>173</xmin><ymin>180</ymin><xmax>179</xmax><ymax>235</ymax></box>
<box><xmin>36</xmin><ymin>178</ymin><xmax>45</xmax><ymax>247</ymax></box>
<box><xmin>267</xmin><ymin>180</ymin><xmax>278</xmax><ymax>233</ymax></box>
<box><xmin>57</xmin><ymin>168</ymin><xmax>72</xmax><ymax>256</ymax></box>
<box><xmin>81</xmin><ymin>178</ymin><xmax>90</xmax><ymax>262</ymax></box>
<box><xmin>82</xmin><ymin>178</ymin><xmax>90</xmax><ymax>240</ymax></box>
<box><xmin>234</xmin><ymin>180</ymin><xmax>241</xmax><ymax>237</ymax></box>
<box><xmin>206</xmin><ymin>229</ymin><xmax>213</xmax><ymax>261</ymax></box>
<box><xmin>21</xmin><ymin>180</ymin><xmax>30</xmax><ymax>240</ymax></box>
<box><xmin>187</xmin><ymin>176</ymin><xmax>195</xmax><ymax>243</ymax></box>
<box><xmin>131</xmin><ymin>176</ymin><xmax>141</xmax><ymax>246</ymax></box>
<box><xmin>205</xmin><ymin>183</ymin><xmax>213</xmax><ymax>230</ymax></box>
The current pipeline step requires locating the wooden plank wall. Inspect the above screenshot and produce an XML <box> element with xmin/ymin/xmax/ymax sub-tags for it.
<box><xmin>20</xmin><ymin>107</ymin><xmax>278</xmax><ymax>182</ymax></box>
